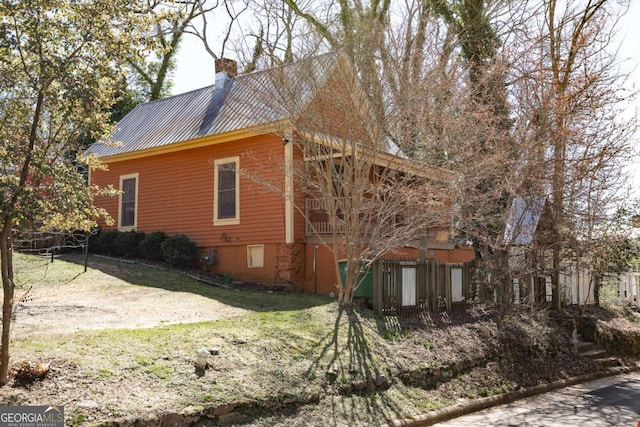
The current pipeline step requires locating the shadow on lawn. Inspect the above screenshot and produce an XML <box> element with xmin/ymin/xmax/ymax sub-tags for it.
<box><xmin>59</xmin><ymin>252</ymin><xmax>332</xmax><ymax>313</ymax></box>
<box><xmin>301</xmin><ymin>306</ymin><xmax>407</xmax><ymax>425</ymax></box>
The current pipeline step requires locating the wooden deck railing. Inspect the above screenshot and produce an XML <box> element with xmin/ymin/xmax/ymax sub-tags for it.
<box><xmin>305</xmin><ymin>199</ymin><xmax>344</xmax><ymax>235</ymax></box>
<box><xmin>304</xmin><ymin>198</ymin><xmax>452</xmax><ymax>242</ymax></box>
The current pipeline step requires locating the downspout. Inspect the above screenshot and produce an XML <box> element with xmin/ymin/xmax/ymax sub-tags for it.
<box><xmin>313</xmin><ymin>243</ymin><xmax>318</xmax><ymax>294</ymax></box>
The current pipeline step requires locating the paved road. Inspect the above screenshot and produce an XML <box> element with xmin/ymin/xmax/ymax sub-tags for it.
<box><xmin>435</xmin><ymin>371</ymin><xmax>640</xmax><ymax>427</ymax></box>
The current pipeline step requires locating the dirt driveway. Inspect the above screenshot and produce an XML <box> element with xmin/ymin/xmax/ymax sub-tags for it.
<box><xmin>11</xmin><ymin>254</ymin><xmax>253</xmax><ymax>338</ymax></box>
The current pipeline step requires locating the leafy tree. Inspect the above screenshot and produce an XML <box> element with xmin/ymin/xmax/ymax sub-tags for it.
<box><xmin>0</xmin><ymin>0</ymin><xmax>140</xmax><ymax>385</ymax></box>
<box><xmin>128</xmin><ymin>0</ymin><xmax>247</xmax><ymax>101</ymax></box>
<box><xmin>128</xmin><ymin>1</ymin><xmax>208</xmax><ymax>100</ymax></box>
<box><xmin>110</xmin><ymin>75</ymin><xmax>147</xmax><ymax>124</ymax></box>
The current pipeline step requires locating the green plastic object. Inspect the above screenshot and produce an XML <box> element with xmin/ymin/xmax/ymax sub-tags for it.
<box><xmin>338</xmin><ymin>260</ymin><xmax>374</xmax><ymax>298</ymax></box>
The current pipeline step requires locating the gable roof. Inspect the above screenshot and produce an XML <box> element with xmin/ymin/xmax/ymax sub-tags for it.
<box><xmin>86</xmin><ymin>52</ymin><xmax>343</xmax><ymax>159</ymax></box>
<box><xmin>504</xmin><ymin>196</ymin><xmax>548</xmax><ymax>245</ymax></box>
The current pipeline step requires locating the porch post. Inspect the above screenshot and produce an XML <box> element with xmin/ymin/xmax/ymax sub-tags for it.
<box><xmin>284</xmin><ymin>134</ymin><xmax>294</xmax><ymax>244</ymax></box>
<box><xmin>419</xmin><ymin>232</ymin><xmax>427</xmax><ymax>261</ymax></box>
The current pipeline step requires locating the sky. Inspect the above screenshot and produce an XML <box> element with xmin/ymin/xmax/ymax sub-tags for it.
<box><xmin>172</xmin><ymin>3</ymin><xmax>640</xmax><ymax>95</ymax></box>
<box><xmin>171</xmin><ymin>3</ymin><xmax>640</xmax><ymax>194</ymax></box>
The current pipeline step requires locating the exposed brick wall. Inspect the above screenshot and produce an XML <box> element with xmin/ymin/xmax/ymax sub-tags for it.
<box><xmin>376</xmin><ymin>246</ymin><xmax>475</xmax><ymax>263</ymax></box>
<box><xmin>275</xmin><ymin>243</ymin><xmax>304</xmax><ymax>284</ymax></box>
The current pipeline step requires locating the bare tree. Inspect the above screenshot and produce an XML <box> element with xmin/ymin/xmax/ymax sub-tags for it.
<box><xmin>513</xmin><ymin>0</ymin><xmax>636</xmax><ymax>309</ymax></box>
<box><xmin>267</xmin><ymin>1</ymin><xmax>527</xmax><ymax>313</ymax></box>
<box><xmin>128</xmin><ymin>0</ymin><xmax>221</xmax><ymax>100</ymax></box>
<box><xmin>236</xmin><ymin>0</ymin><xmax>328</xmax><ymax>72</ymax></box>
<box><xmin>183</xmin><ymin>0</ymin><xmax>251</xmax><ymax>61</ymax></box>
<box><xmin>236</xmin><ymin>54</ymin><xmax>454</xmax><ymax>305</ymax></box>
<box><xmin>225</xmin><ymin>0</ymin><xmax>636</xmax><ymax>312</ymax></box>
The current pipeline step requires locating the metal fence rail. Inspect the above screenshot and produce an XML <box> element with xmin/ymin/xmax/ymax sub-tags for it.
<box><xmin>13</xmin><ymin>229</ymin><xmax>92</xmax><ymax>271</ymax></box>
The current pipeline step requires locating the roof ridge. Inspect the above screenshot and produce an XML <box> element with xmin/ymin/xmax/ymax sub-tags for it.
<box><xmin>86</xmin><ymin>51</ymin><xmax>347</xmax><ymax>158</ymax></box>
<box><xmin>144</xmin><ymin>83</ymin><xmax>216</xmax><ymax>106</ymax></box>
<box><xmin>145</xmin><ymin>50</ymin><xmax>343</xmax><ymax>105</ymax></box>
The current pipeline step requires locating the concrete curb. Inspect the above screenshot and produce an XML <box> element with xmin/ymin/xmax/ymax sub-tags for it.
<box><xmin>384</xmin><ymin>364</ymin><xmax>640</xmax><ymax>427</ymax></box>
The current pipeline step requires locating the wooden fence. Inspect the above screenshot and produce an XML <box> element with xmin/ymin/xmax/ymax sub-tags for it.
<box><xmin>374</xmin><ymin>259</ymin><xmax>474</xmax><ymax>316</ymax></box>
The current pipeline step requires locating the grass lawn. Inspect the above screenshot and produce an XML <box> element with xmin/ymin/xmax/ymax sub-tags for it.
<box><xmin>1</xmin><ymin>253</ymin><xmax>454</xmax><ymax>426</ymax></box>
<box><xmin>0</xmin><ymin>253</ymin><xmax>623</xmax><ymax>426</ymax></box>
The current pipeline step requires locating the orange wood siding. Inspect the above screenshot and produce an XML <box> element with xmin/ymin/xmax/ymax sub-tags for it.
<box><xmin>91</xmin><ymin>134</ymin><xmax>287</xmax><ymax>249</ymax></box>
<box><xmin>90</xmin><ymin>131</ymin><xmax>473</xmax><ymax>290</ymax></box>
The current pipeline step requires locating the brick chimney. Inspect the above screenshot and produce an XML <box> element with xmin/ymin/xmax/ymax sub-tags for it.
<box><xmin>215</xmin><ymin>58</ymin><xmax>237</xmax><ymax>78</ymax></box>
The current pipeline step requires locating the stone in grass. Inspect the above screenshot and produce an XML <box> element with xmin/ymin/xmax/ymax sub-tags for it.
<box><xmin>160</xmin><ymin>413</ymin><xmax>187</xmax><ymax>427</ymax></box>
<box><xmin>282</xmin><ymin>393</ymin><xmax>297</xmax><ymax>405</ymax></box>
<box><xmin>375</xmin><ymin>374</ymin><xmax>392</xmax><ymax>389</ymax></box>
<box><xmin>181</xmin><ymin>406</ymin><xmax>204</xmax><ymax>417</ymax></box>
<box><xmin>218</xmin><ymin>412</ymin><xmax>246</xmax><ymax>425</ymax></box>
<box><xmin>77</xmin><ymin>400</ymin><xmax>99</xmax><ymax>409</ymax></box>
<box><xmin>209</xmin><ymin>347</ymin><xmax>220</xmax><ymax>356</ymax></box>
<box><xmin>212</xmin><ymin>403</ymin><xmax>236</xmax><ymax>417</ymax></box>
<box><xmin>325</xmin><ymin>369</ymin><xmax>338</xmax><ymax>382</ymax></box>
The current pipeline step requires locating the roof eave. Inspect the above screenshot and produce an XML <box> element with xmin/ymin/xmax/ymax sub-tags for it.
<box><xmin>298</xmin><ymin>130</ymin><xmax>456</xmax><ymax>182</ymax></box>
<box><xmin>91</xmin><ymin>120</ymin><xmax>292</xmax><ymax>163</ymax></box>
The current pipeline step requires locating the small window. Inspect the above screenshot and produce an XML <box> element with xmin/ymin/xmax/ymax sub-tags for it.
<box><xmin>214</xmin><ymin>157</ymin><xmax>239</xmax><ymax>225</ymax></box>
<box><xmin>247</xmin><ymin>245</ymin><xmax>264</xmax><ymax>268</ymax></box>
<box><xmin>401</xmin><ymin>266</ymin><xmax>417</xmax><ymax>306</ymax></box>
<box><xmin>451</xmin><ymin>266</ymin><xmax>464</xmax><ymax>302</ymax></box>
<box><xmin>119</xmin><ymin>173</ymin><xmax>138</xmax><ymax>230</ymax></box>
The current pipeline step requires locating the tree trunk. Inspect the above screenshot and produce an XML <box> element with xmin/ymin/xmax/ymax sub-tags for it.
<box><xmin>494</xmin><ymin>248</ymin><xmax>512</xmax><ymax>312</ymax></box>
<box><xmin>338</xmin><ymin>247</ymin><xmax>359</xmax><ymax>306</ymax></box>
<box><xmin>552</xmin><ymin>244</ymin><xmax>561</xmax><ymax>310</ymax></box>
<box><xmin>0</xmin><ymin>221</ymin><xmax>15</xmax><ymax>385</ymax></box>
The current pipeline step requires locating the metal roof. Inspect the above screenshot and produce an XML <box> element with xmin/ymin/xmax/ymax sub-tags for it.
<box><xmin>504</xmin><ymin>196</ymin><xmax>548</xmax><ymax>245</ymax></box>
<box><xmin>86</xmin><ymin>52</ymin><xmax>341</xmax><ymax>158</ymax></box>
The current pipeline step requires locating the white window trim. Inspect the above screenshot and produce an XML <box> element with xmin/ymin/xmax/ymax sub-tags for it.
<box><xmin>118</xmin><ymin>173</ymin><xmax>139</xmax><ymax>231</ymax></box>
<box><xmin>247</xmin><ymin>244</ymin><xmax>264</xmax><ymax>268</ymax></box>
<box><xmin>213</xmin><ymin>156</ymin><xmax>240</xmax><ymax>226</ymax></box>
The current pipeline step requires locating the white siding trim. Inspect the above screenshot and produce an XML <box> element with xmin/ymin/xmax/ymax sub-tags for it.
<box><xmin>284</xmin><ymin>140</ymin><xmax>294</xmax><ymax>243</ymax></box>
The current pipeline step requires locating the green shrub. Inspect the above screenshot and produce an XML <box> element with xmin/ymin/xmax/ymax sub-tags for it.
<box><xmin>161</xmin><ymin>234</ymin><xmax>197</xmax><ymax>269</ymax></box>
<box><xmin>599</xmin><ymin>283</ymin><xmax>623</xmax><ymax>312</ymax></box>
<box><xmin>139</xmin><ymin>231</ymin><xmax>167</xmax><ymax>261</ymax></box>
<box><xmin>88</xmin><ymin>227</ymin><xmax>102</xmax><ymax>253</ymax></box>
<box><xmin>113</xmin><ymin>230</ymin><xmax>145</xmax><ymax>258</ymax></box>
<box><xmin>94</xmin><ymin>230</ymin><xmax>119</xmax><ymax>255</ymax></box>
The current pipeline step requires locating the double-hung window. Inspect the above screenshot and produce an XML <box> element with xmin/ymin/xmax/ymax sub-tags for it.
<box><xmin>214</xmin><ymin>157</ymin><xmax>239</xmax><ymax>225</ymax></box>
<box><xmin>119</xmin><ymin>173</ymin><xmax>138</xmax><ymax>230</ymax></box>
